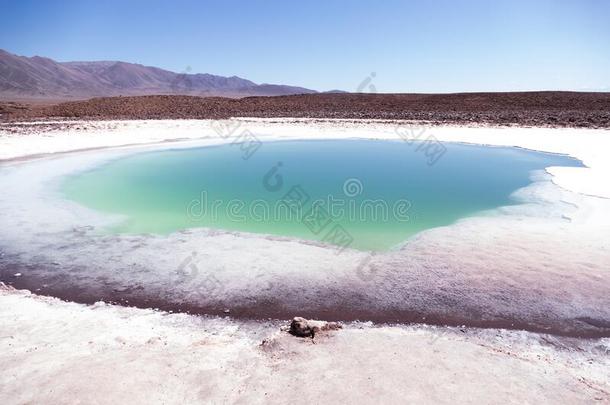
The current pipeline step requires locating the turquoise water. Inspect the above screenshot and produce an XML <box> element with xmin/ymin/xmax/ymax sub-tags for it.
<box><xmin>61</xmin><ymin>139</ymin><xmax>581</xmax><ymax>250</ymax></box>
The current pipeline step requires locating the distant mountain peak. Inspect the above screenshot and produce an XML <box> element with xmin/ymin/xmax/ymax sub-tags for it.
<box><xmin>0</xmin><ymin>49</ymin><xmax>317</xmax><ymax>100</ymax></box>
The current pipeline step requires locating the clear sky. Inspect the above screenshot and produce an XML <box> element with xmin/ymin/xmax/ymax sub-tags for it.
<box><xmin>1</xmin><ymin>0</ymin><xmax>609</xmax><ymax>92</ymax></box>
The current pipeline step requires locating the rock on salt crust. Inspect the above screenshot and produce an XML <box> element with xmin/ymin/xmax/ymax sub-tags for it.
<box><xmin>0</xmin><ymin>285</ymin><xmax>608</xmax><ymax>404</ymax></box>
<box><xmin>1</xmin><ymin>120</ymin><xmax>609</xmax><ymax>403</ymax></box>
<box><xmin>0</xmin><ymin>120</ymin><xmax>609</xmax><ymax>336</ymax></box>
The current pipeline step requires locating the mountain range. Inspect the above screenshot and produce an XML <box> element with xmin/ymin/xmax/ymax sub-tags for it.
<box><xmin>0</xmin><ymin>49</ymin><xmax>317</xmax><ymax>100</ymax></box>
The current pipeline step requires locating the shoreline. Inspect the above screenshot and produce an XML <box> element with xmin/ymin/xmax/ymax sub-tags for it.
<box><xmin>1</xmin><ymin>117</ymin><xmax>609</xmax><ymax>193</ymax></box>
<box><xmin>1</xmin><ymin>283</ymin><xmax>609</xmax><ymax>404</ymax></box>
<box><xmin>0</xmin><ymin>118</ymin><xmax>609</xmax><ymax>338</ymax></box>
<box><xmin>1</xmin><ymin>119</ymin><xmax>609</xmax><ymax>403</ymax></box>
<box><xmin>4</xmin><ymin>271</ymin><xmax>608</xmax><ymax>339</ymax></box>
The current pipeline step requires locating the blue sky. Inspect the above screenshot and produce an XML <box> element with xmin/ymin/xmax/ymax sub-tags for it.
<box><xmin>1</xmin><ymin>0</ymin><xmax>609</xmax><ymax>92</ymax></box>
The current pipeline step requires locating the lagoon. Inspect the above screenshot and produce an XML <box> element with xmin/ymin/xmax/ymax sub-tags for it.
<box><xmin>61</xmin><ymin>139</ymin><xmax>581</xmax><ymax>250</ymax></box>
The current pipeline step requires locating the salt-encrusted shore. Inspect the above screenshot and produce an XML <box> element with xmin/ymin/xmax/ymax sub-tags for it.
<box><xmin>1</xmin><ymin>119</ymin><xmax>609</xmax><ymax>334</ymax></box>
<box><xmin>1</xmin><ymin>284</ymin><xmax>609</xmax><ymax>404</ymax></box>
<box><xmin>1</xmin><ymin>119</ymin><xmax>609</xmax><ymax>403</ymax></box>
<box><xmin>1</xmin><ymin>118</ymin><xmax>609</xmax><ymax>198</ymax></box>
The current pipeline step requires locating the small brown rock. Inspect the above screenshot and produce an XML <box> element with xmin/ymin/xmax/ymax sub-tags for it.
<box><xmin>288</xmin><ymin>317</ymin><xmax>342</xmax><ymax>338</ymax></box>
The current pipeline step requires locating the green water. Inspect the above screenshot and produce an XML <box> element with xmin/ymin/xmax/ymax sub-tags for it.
<box><xmin>61</xmin><ymin>139</ymin><xmax>581</xmax><ymax>250</ymax></box>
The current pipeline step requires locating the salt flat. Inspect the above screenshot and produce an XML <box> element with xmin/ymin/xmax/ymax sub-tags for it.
<box><xmin>0</xmin><ymin>119</ymin><xmax>609</xmax><ymax>403</ymax></box>
<box><xmin>1</xmin><ymin>285</ymin><xmax>608</xmax><ymax>404</ymax></box>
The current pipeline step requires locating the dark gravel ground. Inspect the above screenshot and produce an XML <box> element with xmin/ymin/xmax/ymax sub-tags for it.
<box><xmin>2</xmin><ymin>91</ymin><xmax>610</xmax><ymax>128</ymax></box>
